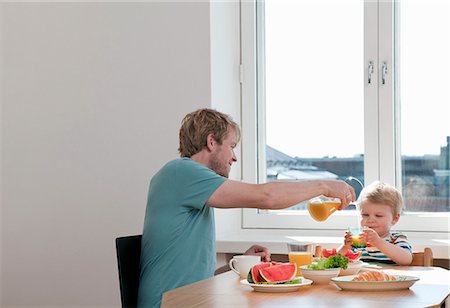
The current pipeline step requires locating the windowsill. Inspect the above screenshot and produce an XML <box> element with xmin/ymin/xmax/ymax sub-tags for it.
<box><xmin>217</xmin><ymin>235</ymin><xmax>450</xmax><ymax>259</ymax></box>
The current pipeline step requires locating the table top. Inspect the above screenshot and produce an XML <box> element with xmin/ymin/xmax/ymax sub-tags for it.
<box><xmin>162</xmin><ymin>266</ymin><xmax>450</xmax><ymax>307</ymax></box>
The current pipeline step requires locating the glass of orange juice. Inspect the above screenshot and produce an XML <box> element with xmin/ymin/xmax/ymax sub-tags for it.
<box><xmin>307</xmin><ymin>195</ymin><xmax>341</xmax><ymax>221</ymax></box>
<box><xmin>349</xmin><ymin>226</ymin><xmax>367</xmax><ymax>248</ymax></box>
<box><xmin>287</xmin><ymin>242</ymin><xmax>313</xmax><ymax>276</ymax></box>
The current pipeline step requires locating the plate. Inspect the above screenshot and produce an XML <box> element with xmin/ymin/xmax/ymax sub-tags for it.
<box><xmin>240</xmin><ymin>278</ymin><xmax>313</xmax><ymax>293</ymax></box>
<box><xmin>331</xmin><ymin>275</ymin><xmax>419</xmax><ymax>291</ymax></box>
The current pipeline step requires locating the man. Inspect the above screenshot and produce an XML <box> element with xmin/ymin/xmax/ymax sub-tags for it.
<box><xmin>138</xmin><ymin>108</ymin><xmax>355</xmax><ymax>307</ymax></box>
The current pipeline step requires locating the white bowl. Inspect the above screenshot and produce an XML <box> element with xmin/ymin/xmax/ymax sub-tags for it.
<box><xmin>300</xmin><ymin>266</ymin><xmax>340</xmax><ymax>285</ymax></box>
<box><xmin>338</xmin><ymin>261</ymin><xmax>363</xmax><ymax>276</ymax></box>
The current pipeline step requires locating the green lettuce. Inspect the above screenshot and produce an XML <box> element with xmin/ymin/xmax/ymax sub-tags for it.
<box><xmin>307</xmin><ymin>254</ymin><xmax>349</xmax><ymax>270</ymax></box>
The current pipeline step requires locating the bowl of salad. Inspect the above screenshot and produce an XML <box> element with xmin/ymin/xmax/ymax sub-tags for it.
<box><xmin>300</xmin><ymin>253</ymin><xmax>349</xmax><ymax>284</ymax></box>
<box><xmin>300</xmin><ymin>266</ymin><xmax>340</xmax><ymax>284</ymax></box>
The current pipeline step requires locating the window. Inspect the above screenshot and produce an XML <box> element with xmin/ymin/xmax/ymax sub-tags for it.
<box><xmin>240</xmin><ymin>0</ymin><xmax>449</xmax><ymax>232</ymax></box>
<box><xmin>398</xmin><ymin>0</ymin><xmax>450</xmax><ymax>213</ymax></box>
<box><xmin>263</xmin><ymin>0</ymin><xmax>364</xmax><ymax>210</ymax></box>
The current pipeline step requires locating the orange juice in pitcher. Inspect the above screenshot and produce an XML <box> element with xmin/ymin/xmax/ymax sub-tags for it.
<box><xmin>307</xmin><ymin>196</ymin><xmax>341</xmax><ymax>221</ymax></box>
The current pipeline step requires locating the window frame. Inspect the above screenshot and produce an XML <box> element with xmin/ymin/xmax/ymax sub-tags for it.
<box><xmin>240</xmin><ymin>0</ymin><xmax>450</xmax><ymax>233</ymax></box>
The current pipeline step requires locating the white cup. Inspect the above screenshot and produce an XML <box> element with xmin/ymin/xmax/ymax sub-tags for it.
<box><xmin>228</xmin><ymin>255</ymin><xmax>261</xmax><ymax>278</ymax></box>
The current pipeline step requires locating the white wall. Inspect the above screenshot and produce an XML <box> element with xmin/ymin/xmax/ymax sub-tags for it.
<box><xmin>0</xmin><ymin>1</ymin><xmax>211</xmax><ymax>306</ymax></box>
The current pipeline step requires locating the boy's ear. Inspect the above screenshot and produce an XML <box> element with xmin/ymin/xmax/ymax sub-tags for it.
<box><xmin>391</xmin><ymin>213</ymin><xmax>400</xmax><ymax>225</ymax></box>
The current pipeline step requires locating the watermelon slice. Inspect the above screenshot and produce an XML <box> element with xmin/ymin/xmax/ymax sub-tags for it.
<box><xmin>247</xmin><ymin>262</ymin><xmax>277</xmax><ymax>283</ymax></box>
<box><xmin>322</xmin><ymin>248</ymin><xmax>337</xmax><ymax>258</ymax></box>
<box><xmin>321</xmin><ymin>248</ymin><xmax>361</xmax><ymax>262</ymax></box>
<box><xmin>345</xmin><ymin>251</ymin><xmax>361</xmax><ymax>262</ymax></box>
<box><xmin>259</xmin><ymin>263</ymin><xmax>297</xmax><ymax>283</ymax></box>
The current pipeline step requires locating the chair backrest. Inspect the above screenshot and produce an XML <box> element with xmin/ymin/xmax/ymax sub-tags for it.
<box><xmin>116</xmin><ymin>235</ymin><xmax>142</xmax><ymax>308</ymax></box>
<box><xmin>410</xmin><ymin>247</ymin><xmax>433</xmax><ymax>266</ymax></box>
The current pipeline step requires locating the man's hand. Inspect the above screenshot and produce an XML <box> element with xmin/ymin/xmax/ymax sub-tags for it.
<box><xmin>244</xmin><ymin>245</ymin><xmax>271</xmax><ymax>262</ymax></box>
<box><xmin>325</xmin><ymin>181</ymin><xmax>356</xmax><ymax>210</ymax></box>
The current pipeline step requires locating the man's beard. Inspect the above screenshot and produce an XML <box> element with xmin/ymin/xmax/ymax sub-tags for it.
<box><xmin>210</xmin><ymin>154</ymin><xmax>229</xmax><ymax>178</ymax></box>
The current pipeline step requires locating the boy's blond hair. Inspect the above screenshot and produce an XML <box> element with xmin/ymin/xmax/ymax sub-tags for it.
<box><xmin>357</xmin><ymin>181</ymin><xmax>403</xmax><ymax>216</ymax></box>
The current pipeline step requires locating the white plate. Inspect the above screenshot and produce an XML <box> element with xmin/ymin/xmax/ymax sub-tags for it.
<box><xmin>331</xmin><ymin>275</ymin><xmax>419</xmax><ymax>291</ymax></box>
<box><xmin>240</xmin><ymin>278</ymin><xmax>313</xmax><ymax>293</ymax></box>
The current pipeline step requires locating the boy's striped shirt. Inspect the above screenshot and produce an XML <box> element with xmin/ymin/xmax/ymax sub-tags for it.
<box><xmin>353</xmin><ymin>231</ymin><xmax>412</xmax><ymax>264</ymax></box>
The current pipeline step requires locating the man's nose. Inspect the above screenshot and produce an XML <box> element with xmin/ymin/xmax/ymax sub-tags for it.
<box><xmin>232</xmin><ymin>152</ymin><xmax>237</xmax><ymax>162</ymax></box>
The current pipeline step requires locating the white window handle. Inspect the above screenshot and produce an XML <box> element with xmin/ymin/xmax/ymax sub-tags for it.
<box><xmin>382</xmin><ymin>62</ymin><xmax>388</xmax><ymax>84</ymax></box>
<box><xmin>368</xmin><ymin>61</ymin><xmax>374</xmax><ymax>84</ymax></box>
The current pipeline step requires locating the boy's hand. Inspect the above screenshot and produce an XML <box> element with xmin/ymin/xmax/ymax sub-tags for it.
<box><xmin>343</xmin><ymin>231</ymin><xmax>353</xmax><ymax>248</ymax></box>
<box><xmin>361</xmin><ymin>228</ymin><xmax>383</xmax><ymax>247</ymax></box>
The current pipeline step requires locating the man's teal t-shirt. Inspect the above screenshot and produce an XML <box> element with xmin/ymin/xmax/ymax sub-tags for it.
<box><xmin>137</xmin><ymin>158</ymin><xmax>226</xmax><ymax>308</ymax></box>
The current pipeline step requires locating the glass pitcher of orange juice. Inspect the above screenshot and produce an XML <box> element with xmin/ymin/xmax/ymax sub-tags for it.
<box><xmin>307</xmin><ymin>195</ymin><xmax>341</xmax><ymax>221</ymax></box>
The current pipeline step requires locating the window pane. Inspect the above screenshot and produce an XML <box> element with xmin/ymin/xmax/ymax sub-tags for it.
<box><xmin>398</xmin><ymin>0</ymin><xmax>450</xmax><ymax>212</ymax></box>
<box><xmin>262</xmin><ymin>0</ymin><xmax>364</xmax><ymax>209</ymax></box>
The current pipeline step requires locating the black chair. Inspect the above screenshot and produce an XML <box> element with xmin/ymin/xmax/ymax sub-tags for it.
<box><xmin>116</xmin><ymin>235</ymin><xmax>142</xmax><ymax>308</ymax></box>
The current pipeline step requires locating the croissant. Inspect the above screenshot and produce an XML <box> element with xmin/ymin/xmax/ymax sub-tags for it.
<box><xmin>351</xmin><ymin>270</ymin><xmax>397</xmax><ymax>282</ymax></box>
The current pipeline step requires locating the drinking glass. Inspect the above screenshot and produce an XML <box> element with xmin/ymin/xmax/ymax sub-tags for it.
<box><xmin>348</xmin><ymin>226</ymin><xmax>367</xmax><ymax>248</ymax></box>
<box><xmin>287</xmin><ymin>242</ymin><xmax>313</xmax><ymax>276</ymax></box>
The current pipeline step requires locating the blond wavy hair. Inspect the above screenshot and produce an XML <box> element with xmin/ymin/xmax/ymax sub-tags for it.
<box><xmin>357</xmin><ymin>181</ymin><xmax>403</xmax><ymax>216</ymax></box>
<box><xmin>178</xmin><ymin>108</ymin><xmax>240</xmax><ymax>157</ymax></box>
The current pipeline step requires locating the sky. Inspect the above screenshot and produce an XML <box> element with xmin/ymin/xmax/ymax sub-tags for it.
<box><xmin>264</xmin><ymin>0</ymin><xmax>450</xmax><ymax>158</ymax></box>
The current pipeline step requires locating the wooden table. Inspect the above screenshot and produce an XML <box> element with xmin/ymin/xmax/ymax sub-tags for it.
<box><xmin>162</xmin><ymin>266</ymin><xmax>450</xmax><ymax>307</ymax></box>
